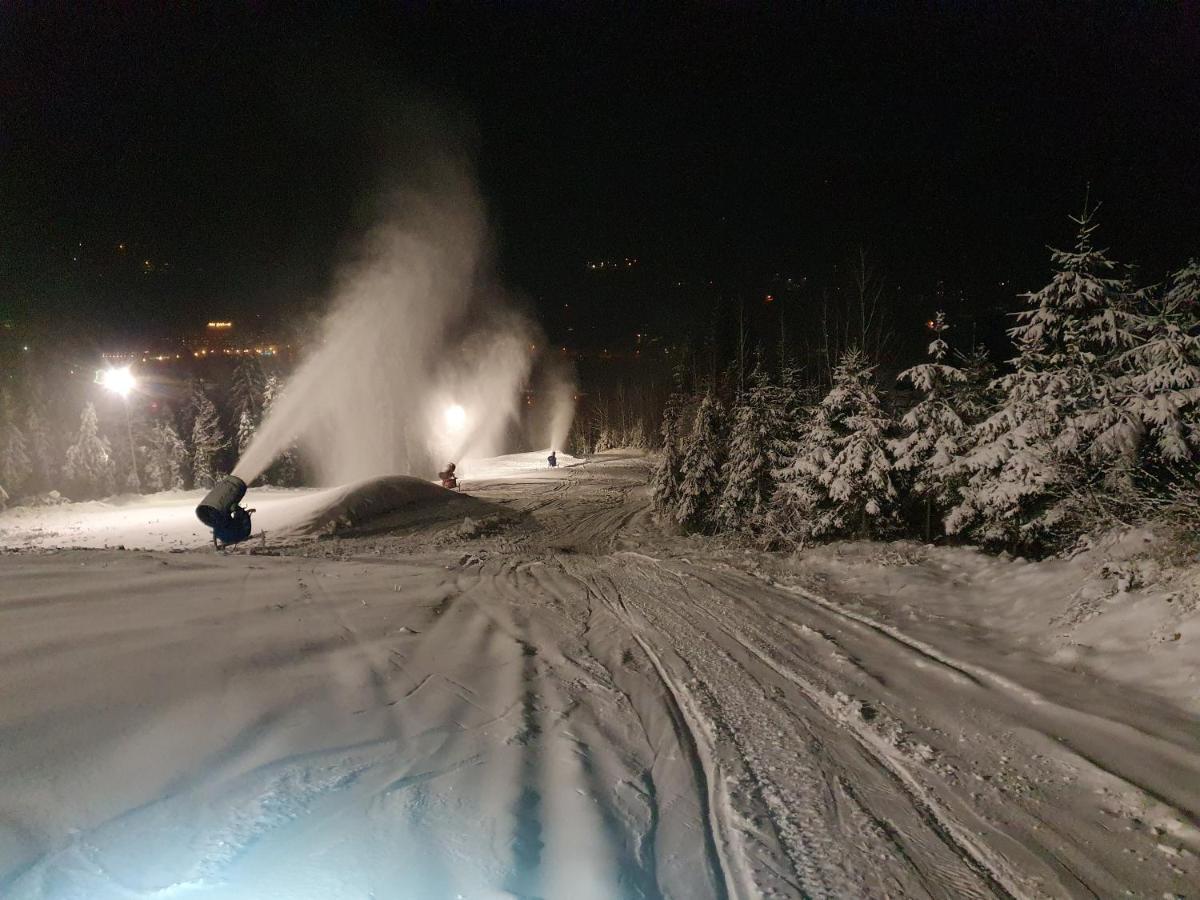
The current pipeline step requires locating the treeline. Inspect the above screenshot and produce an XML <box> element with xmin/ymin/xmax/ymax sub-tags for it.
<box><xmin>571</xmin><ymin>381</ymin><xmax>662</xmax><ymax>454</ymax></box>
<box><xmin>652</xmin><ymin>208</ymin><xmax>1200</xmax><ymax>555</ymax></box>
<box><xmin>0</xmin><ymin>355</ymin><xmax>300</xmax><ymax>506</ymax></box>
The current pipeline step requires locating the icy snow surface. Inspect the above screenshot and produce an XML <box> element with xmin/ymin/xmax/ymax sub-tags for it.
<box><xmin>1</xmin><ymin>452</ymin><xmax>1197</xmax><ymax>898</ymax></box>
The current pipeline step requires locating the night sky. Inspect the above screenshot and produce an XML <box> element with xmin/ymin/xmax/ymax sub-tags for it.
<box><xmin>2</xmin><ymin>3</ymin><xmax>1198</xmax><ymax>346</ymax></box>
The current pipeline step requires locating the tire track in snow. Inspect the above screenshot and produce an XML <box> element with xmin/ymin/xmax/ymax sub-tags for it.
<box><xmin>588</xmin><ymin>554</ymin><xmax>1031</xmax><ymax>898</ymax></box>
<box><xmin>673</xmin><ymin>570</ymin><xmax>1019</xmax><ymax>898</ymax></box>
<box><xmin>569</xmin><ymin>561</ymin><xmax>842</xmax><ymax>898</ymax></box>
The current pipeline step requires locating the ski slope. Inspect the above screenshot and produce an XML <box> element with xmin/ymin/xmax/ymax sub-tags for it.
<box><xmin>1</xmin><ymin>453</ymin><xmax>1197</xmax><ymax>898</ymax></box>
<box><xmin>0</xmin><ymin>451</ymin><xmax>581</xmax><ymax>551</ymax></box>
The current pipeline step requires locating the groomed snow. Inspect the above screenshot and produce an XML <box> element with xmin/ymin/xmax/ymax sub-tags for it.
<box><xmin>1</xmin><ymin>455</ymin><xmax>1197</xmax><ymax>898</ymax></box>
<box><xmin>457</xmin><ymin>449</ymin><xmax>583</xmax><ymax>481</ymax></box>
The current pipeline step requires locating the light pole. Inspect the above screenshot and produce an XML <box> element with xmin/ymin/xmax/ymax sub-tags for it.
<box><xmin>98</xmin><ymin>366</ymin><xmax>141</xmax><ymax>492</ymax></box>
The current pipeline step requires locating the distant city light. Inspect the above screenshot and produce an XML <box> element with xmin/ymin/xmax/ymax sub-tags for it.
<box><xmin>207</xmin><ymin>321</ymin><xmax>233</xmax><ymax>329</ymax></box>
<box><xmin>98</xmin><ymin>366</ymin><xmax>137</xmax><ymax>398</ymax></box>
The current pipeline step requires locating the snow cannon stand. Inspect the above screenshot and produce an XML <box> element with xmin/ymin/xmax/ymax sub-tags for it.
<box><xmin>196</xmin><ymin>475</ymin><xmax>256</xmax><ymax>550</ymax></box>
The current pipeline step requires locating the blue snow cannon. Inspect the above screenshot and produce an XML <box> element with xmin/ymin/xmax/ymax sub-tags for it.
<box><xmin>196</xmin><ymin>475</ymin><xmax>255</xmax><ymax>549</ymax></box>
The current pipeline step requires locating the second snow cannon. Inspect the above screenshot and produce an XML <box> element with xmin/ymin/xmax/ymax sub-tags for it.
<box><xmin>196</xmin><ymin>475</ymin><xmax>255</xmax><ymax>549</ymax></box>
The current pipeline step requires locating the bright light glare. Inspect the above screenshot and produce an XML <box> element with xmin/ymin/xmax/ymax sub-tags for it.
<box><xmin>444</xmin><ymin>404</ymin><xmax>467</xmax><ymax>431</ymax></box>
<box><xmin>100</xmin><ymin>366</ymin><xmax>137</xmax><ymax>398</ymax></box>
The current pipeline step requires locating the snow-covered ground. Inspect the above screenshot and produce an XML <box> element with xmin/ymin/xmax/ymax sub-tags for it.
<box><xmin>1</xmin><ymin>452</ymin><xmax>1197</xmax><ymax>898</ymax></box>
<box><xmin>0</xmin><ymin>451</ymin><xmax>579</xmax><ymax>551</ymax></box>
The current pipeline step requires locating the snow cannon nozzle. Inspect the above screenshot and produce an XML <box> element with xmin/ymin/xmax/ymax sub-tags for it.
<box><xmin>196</xmin><ymin>475</ymin><xmax>254</xmax><ymax>548</ymax></box>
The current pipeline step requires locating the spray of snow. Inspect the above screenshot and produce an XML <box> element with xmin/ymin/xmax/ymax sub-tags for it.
<box><xmin>234</xmin><ymin>163</ymin><xmax>566</xmax><ymax>485</ymax></box>
<box><xmin>520</xmin><ymin>354</ymin><xmax>578</xmax><ymax>455</ymax></box>
<box><xmin>544</xmin><ymin>363</ymin><xmax>578</xmax><ymax>453</ymax></box>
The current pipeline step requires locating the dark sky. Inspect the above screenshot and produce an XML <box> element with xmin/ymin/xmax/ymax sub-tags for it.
<box><xmin>2</xmin><ymin>3</ymin><xmax>1198</xmax><ymax>343</ymax></box>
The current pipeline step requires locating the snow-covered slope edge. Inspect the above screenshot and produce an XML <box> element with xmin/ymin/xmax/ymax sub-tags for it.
<box><xmin>744</xmin><ymin>527</ymin><xmax>1199</xmax><ymax>714</ymax></box>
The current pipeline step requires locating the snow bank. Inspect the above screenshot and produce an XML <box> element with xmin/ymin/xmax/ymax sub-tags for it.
<box><xmin>767</xmin><ymin>528</ymin><xmax>1200</xmax><ymax>713</ymax></box>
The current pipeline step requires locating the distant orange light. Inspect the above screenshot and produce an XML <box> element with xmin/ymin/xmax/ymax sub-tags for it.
<box><xmin>764</xmin><ymin>294</ymin><xmax>775</xmax><ymax>304</ymax></box>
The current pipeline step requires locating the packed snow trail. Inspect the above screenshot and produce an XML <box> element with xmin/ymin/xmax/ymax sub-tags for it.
<box><xmin>1</xmin><ymin>455</ymin><xmax>1197</xmax><ymax>898</ymax></box>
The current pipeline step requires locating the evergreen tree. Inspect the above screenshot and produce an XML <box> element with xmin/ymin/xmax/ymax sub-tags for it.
<box><xmin>771</xmin><ymin>349</ymin><xmax>897</xmax><ymax>542</ymax></box>
<box><xmin>189</xmin><ymin>387</ymin><xmax>225</xmax><ymax>489</ymax></box>
<box><xmin>675</xmin><ymin>392</ymin><xmax>727</xmax><ymax>530</ymax></box>
<box><xmin>765</xmin><ymin>357</ymin><xmax>811</xmax><ymax>514</ymax></box>
<box><xmin>956</xmin><ymin>344</ymin><xmax>997</xmax><ymax>422</ymax></box>
<box><xmin>24</xmin><ymin>387</ymin><xmax>55</xmax><ymax>492</ymax></box>
<box><xmin>651</xmin><ymin>392</ymin><xmax>688</xmax><ymax>516</ymax></box>
<box><xmin>63</xmin><ymin>402</ymin><xmax>115</xmax><ymax>498</ymax></box>
<box><xmin>890</xmin><ymin>312</ymin><xmax>969</xmax><ymax>529</ymax></box>
<box><xmin>947</xmin><ymin>206</ymin><xmax>1131</xmax><ymax>548</ymax></box>
<box><xmin>236</xmin><ymin>408</ymin><xmax>256</xmax><ymax>456</ymax></box>
<box><xmin>1039</xmin><ymin>208</ymin><xmax>1139</xmax><ymax>467</ymax></box>
<box><xmin>626</xmin><ymin>418</ymin><xmax>648</xmax><ymax>450</ymax></box>
<box><xmin>104</xmin><ymin>402</ymin><xmax>146</xmax><ymax>493</ymax></box>
<box><xmin>144</xmin><ymin>420</ymin><xmax>188</xmax><ymax>492</ymax></box>
<box><xmin>0</xmin><ymin>390</ymin><xmax>32</xmax><ymax>498</ymax></box>
<box><xmin>1117</xmin><ymin>259</ymin><xmax>1200</xmax><ymax>466</ymax></box>
<box><xmin>230</xmin><ymin>355</ymin><xmax>266</xmax><ymax>424</ymax></box>
<box><xmin>718</xmin><ymin>365</ymin><xmax>787</xmax><ymax>531</ymax></box>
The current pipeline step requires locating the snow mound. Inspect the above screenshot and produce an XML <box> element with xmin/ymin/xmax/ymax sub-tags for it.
<box><xmin>280</xmin><ymin>475</ymin><xmax>489</xmax><ymax>537</ymax></box>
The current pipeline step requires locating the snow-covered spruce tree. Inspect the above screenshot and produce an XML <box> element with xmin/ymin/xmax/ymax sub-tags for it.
<box><xmin>23</xmin><ymin>389</ymin><xmax>55</xmax><ymax>493</ymax></box>
<box><xmin>1116</xmin><ymin>259</ymin><xmax>1200</xmax><ymax>468</ymax></box>
<box><xmin>189</xmin><ymin>387</ymin><xmax>225</xmax><ymax>489</ymax></box>
<box><xmin>0</xmin><ymin>390</ymin><xmax>32</xmax><ymax>498</ymax></box>
<box><xmin>236</xmin><ymin>408</ymin><xmax>256</xmax><ymax>456</ymax></box>
<box><xmin>946</xmin><ymin>206</ymin><xmax>1132</xmax><ymax>548</ymax></box>
<box><xmin>890</xmin><ymin>312</ymin><xmax>969</xmax><ymax>534</ymax></box>
<box><xmin>675</xmin><ymin>392</ymin><xmax>726</xmax><ymax>531</ymax></box>
<box><xmin>143</xmin><ymin>420</ymin><xmax>188</xmax><ymax>492</ymax></box>
<box><xmin>626</xmin><ymin>418</ymin><xmax>648</xmax><ymax>450</ymax></box>
<box><xmin>770</xmin><ymin>348</ymin><xmax>897</xmax><ymax>542</ymax></box>
<box><xmin>764</xmin><ymin>357</ymin><xmax>811</xmax><ymax>510</ymax></box>
<box><xmin>956</xmin><ymin>343</ymin><xmax>997</xmax><ymax>422</ymax></box>
<box><xmin>651</xmin><ymin>391</ymin><xmax>688</xmax><ymax>516</ymax></box>
<box><xmin>230</xmin><ymin>355</ymin><xmax>265</xmax><ymax>425</ymax></box>
<box><xmin>718</xmin><ymin>365</ymin><xmax>788</xmax><ymax>532</ymax></box>
<box><xmin>104</xmin><ymin>402</ymin><xmax>147</xmax><ymax>493</ymax></box>
<box><xmin>63</xmin><ymin>402</ymin><xmax>115</xmax><ymax>499</ymax></box>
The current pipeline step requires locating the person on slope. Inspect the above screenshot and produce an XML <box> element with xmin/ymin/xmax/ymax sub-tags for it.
<box><xmin>438</xmin><ymin>462</ymin><xmax>458</xmax><ymax>489</ymax></box>
<box><xmin>547</xmin><ymin>450</ymin><xmax>557</xmax><ymax>468</ymax></box>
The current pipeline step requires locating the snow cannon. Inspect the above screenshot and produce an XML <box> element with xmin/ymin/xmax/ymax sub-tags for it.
<box><xmin>196</xmin><ymin>475</ymin><xmax>255</xmax><ymax>549</ymax></box>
